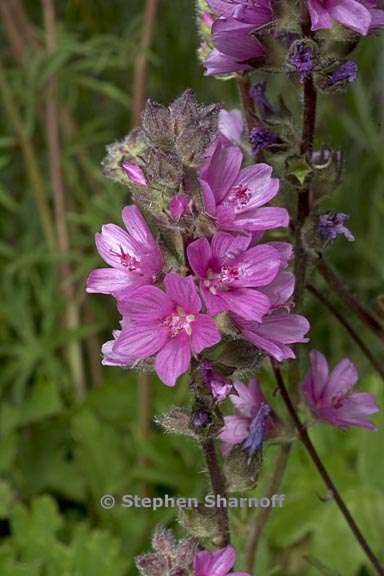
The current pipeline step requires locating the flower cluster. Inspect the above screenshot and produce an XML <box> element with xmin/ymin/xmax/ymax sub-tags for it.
<box><xmin>135</xmin><ymin>527</ymin><xmax>248</xmax><ymax>576</ymax></box>
<box><xmin>200</xmin><ymin>0</ymin><xmax>384</xmax><ymax>78</ymax></box>
<box><xmin>88</xmin><ymin>96</ymin><xmax>308</xmax><ymax>387</ymax></box>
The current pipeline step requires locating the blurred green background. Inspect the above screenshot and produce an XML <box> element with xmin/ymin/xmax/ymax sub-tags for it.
<box><xmin>0</xmin><ymin>1</ymin><xmax>383</xmax><ymax>574</ymax></box>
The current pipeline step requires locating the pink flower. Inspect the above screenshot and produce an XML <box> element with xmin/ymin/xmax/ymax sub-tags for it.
<box><xmin>199</xmin><ymin>137</ymin><xmax>289</xmax><ymax>233</ymax></box>
<box><xmin>301</xmin><ymin>350</ymin><xmax>379</xmax><ymax>430</ymax></box>
<box><xmin>218</xmin><ymin>378</ymin><xmax>274</xmax><ymax>456</ymax></box>
<box><xmin>109</xmin><ymin>273</ymin><xmax>221</xmax><ymax>386</ymax></box>
<box><xmin>86</xmin><ymin>205</ymin><xmax>163</xmax><ymax>297</ymax></box>
<box><xmin>187</xmin><ymin>232</ymin><xmax>281</xmax><ymax>321</ymax></box>
<box><xmin>194</xmin><ymin>544</ymin><xmax>249</xmax><ymax>576</ymax></box>
<box><xmin>307</xmin><ymin>0</ymin><xmax>384</xmax><ymax>35</ymax></box>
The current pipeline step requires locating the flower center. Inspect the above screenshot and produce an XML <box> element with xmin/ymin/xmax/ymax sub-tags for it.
<box><xmin>204</xmin><ymin>264</ymin><xmax>241</xmax><ymax>294</ymax></box>
<box><xmin>227</xmin><ymin>184</ymin><xmax>252</xmax><ymax>209</ymax></box>
<box><xmin>330</xmin><ymin>393</ymin><xmax>345</xmax><ymax>409</ymax></box>
<box><xmin>162</xmin><ymin>306</ymin><xmax>195</xmax><ymax>337</ymax></box>
<box><xmin>110</xmin><ymin>245</ymin><xmax>140</xmax><ymax>271</ymax></box>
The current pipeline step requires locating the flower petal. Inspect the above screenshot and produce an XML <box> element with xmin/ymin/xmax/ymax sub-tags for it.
<box><xmin>164</xmin><ymin>272</ymin><xmax>201</xmax><ymax>314</ymax></box>
<box><xmin>187</xmin><ymin>237</ymin><xmax>212</xmax><ymax>278</ymax></box>
<box><xmin>231</xmin><ymin>207</ymin><xmax>290</xmax><ymax>231</ymax></box>
<box><xmin>118</xmin><ymin>286</ymin><xmax>173</xmax><ymax>321</ymax></box>
<box><xmin>325</xmin><ymin>357</ymin><xmax>358</xmax><ymax>400</ymax></box>
<box><xmin>155</xmin><ymin>332</ymin><xmax>191</xmax><ymax>386</ymax></box>
<box><xmin>220</xmin><ymin>288</ymin><xmax>270</xmax><ymax>321</ymax></box>
<box><xmin>328</xmin><ymin>0</ymin><xmax>371</xmax><ymax>35</ymax></box>
<box><xmin>113</xmin><ymin>324</ymin><xmax>168</xmax><ymax>362</ymax></box>
<box><xmin>190</xmin><ymin>314</ymin><xmax>221</xmax><ymax>354</ymax></box>
<box><xmin>86</xmin><ymin>268</ymin><xmax>144</xmax><ymax>295</ymax></box>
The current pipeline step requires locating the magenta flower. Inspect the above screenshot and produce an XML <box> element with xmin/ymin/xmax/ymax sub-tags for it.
<box><xmin>219</xmin><ymin>378</ymin><xmax>274</xmax><ymax>456</ymax></box>
<box><xmin>194</xmin><ymin>544</ymin><xmax>249</xmax><ymax>576</ymax></box>
<box><xmin>207</xmin><ymin>0</ymin><xmax>272</xmax><ymax>24</ymax></box>
<box><xmin>86</xmin><ymin>205</ymin><xmax>163</xmax><ymax>297</ymax></box>
<box><xmin>199</xmin><ymin>137</ymin><xmax>289</xmax><ymax>233</ymax></box>
<box><xmin>307</xmin><ymin>0</ymin><xmax>384</xmax><ymax>35</ymax></box>
<box><xmin>301</xmin><ymin>350</ymin><xmax>379</xmax><ymax>430</ymax></box>
<box><xmin>109</xmin><ymin>272</ymin><xmax>221</xmax><ymax>386</ymax></box>
<box><xmin>187</xmin><ymin>232</ymin><xmax>281</xmax><ymax>321</ymax></box>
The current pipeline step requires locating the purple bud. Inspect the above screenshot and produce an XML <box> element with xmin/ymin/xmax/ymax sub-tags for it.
<box><xmin>250</xmin><ymin>127</ymin><xmax>280</xmax><ymax>155</ymax></box>
<box><xmin>288</xmin><ymin>40</ymin><xmax>315</xmax><ymax>80</ymax></box>
<box><xmin>319</xmin><ymin>212</ymin><xmax>355</xmax><ymax>242</ymax></box>
<box><xmin>121</xmin><ymin>160</ymin><xmax>147</xmax><ymax>186</ymax></box>
<box><xmin>327</xmin><ymin>61</ymin><xmax>358</xmax><ymax>88</ymax></box>
<box><xmin>249</xmin><ymin>81</ymin><xmax>275</xmax><ymax>119</ymax></box>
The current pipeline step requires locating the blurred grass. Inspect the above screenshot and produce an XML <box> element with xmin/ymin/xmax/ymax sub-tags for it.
<box><xmin>0</xmin><ymin>1</ymin><xmax>383</xmax><ymax>575</ymax></box>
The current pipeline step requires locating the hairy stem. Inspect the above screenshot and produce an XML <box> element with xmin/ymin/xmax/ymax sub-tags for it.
<box><xmin>42</xmin><ymin>0</ymin><xmax>86</xmax><ymax>400</ymax></box>
<box><xmin>245</xmin><ymin>443</ymin><xmax>291</xmax><ymax>572</ymax></box>
<box><xmin>308</xmin><ymin>283</ymin><xmax>384</xmax><ymax>380</ymax></box>
<box><xmin>315</xmin><ymin>257</ymin><xmax>384</xmax><ymax>343</ymax></box>
<box><xmin>132</xmin><ymin>0</ymin><xmax>159</xmax><ymax>126</ymax></box>
<box><xmin>200</xmin><ymin>437</ymin><xmax>231</xmax><ymax>547</ymax></box>
<box><xmin>272</xmin><ymin>364</ymin><xmax>384</xmax><ymax>575</ymax></box>
<box><xmin>237</xmin><ymin>75</ymin><xmax>256</xmax><ymax>132</ymax></box>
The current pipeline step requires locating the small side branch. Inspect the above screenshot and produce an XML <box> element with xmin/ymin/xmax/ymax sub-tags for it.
<box><xmin>272</xmin><ymin>364</ymin><xmax>384</xmax><ymax>576</ymax></box>
<box><xmin>316</xmin><ymin>257</ymin><xmax>384</xmax><ymax>343</ymax></box>
<box><xmin>308</xmin><ymin>283</ymin><xmax>384</xmax><ymax>380</ymax></box>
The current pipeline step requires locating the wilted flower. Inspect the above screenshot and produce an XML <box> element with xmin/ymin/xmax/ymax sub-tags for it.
<box><xmin>86</xmin><ymin>205</ymin><xmax>163</xmax><ymax>297</ymax></box>
<box><xmin>201</xmin><ymin>361</ymin><xmax>233</xmax><ymax>401</ymax></box>
<box><xmin>301</xmin><ymin>350</ymin><xmax>379</xmax><ymax>430</ymax></box>
<box><xmin>109</xmin><ymin>273</ymin><xmax>221</xmax><ymax>386</ymax></box>
<box><xmin>199</xmin><ymin>137</ymin><xmax>289</xmax><ymax>233</ymax></box>
<box><xmin>306</xmin><ymin>0</ymin><xmax>384</xmax><ymax>35</ymax></box>
<box><xmin>194</xmin><ymin>544</ymin><xmax>250</xmax><ymax>576</ymax></box>
<box><xmin>219</xmin><ymin>378</ymin><xmax>275</xmax><ymax>456</ymax></box>
<box><xmin>327</xmin><ymin>60</ymin><xmax>358</xmax><ymax>88</ymax></box>
<box><xmin>288</xmin><ymin>40</ymin><xmax>315</xmax><ymax>80</ymax></box>
<box><xmin>319</xmin><ymin>212</ymin><xmax>355</xmax><ymax>241</ymax></box>
<box><xmin>249</xmin><ymin>127</ymin><xmax>282</xmax><ymax>155</ymax></box>
<box><xmin>249</xmin><ymin>80</ymin><xmax>276</xmax><ymax>120</ymax></box>
<box><xmin>187</xmin><ymin>232</ymin><xmax>281</xmax><ymax>320</ymax></box>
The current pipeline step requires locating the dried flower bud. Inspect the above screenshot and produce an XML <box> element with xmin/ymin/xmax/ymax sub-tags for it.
<box><xmin>178</xmin><ymin>504</ymin><xmax>222</xmax><ymax>545</ymax></box>
<box><xmin>169</xmin><ymin>89</ymin><xmax>200</xmax><ymax>136</ymax></box>
<box><xmin>143</xmin><ymin>147</ymin><xmax>184</xmax><ymax>190</ymax></box>
<box><xmin>316</xmin><ymin>60</ymin><xmax>358</xmax><ymax>93</ymax></box>
<box><xmin>155</xmin><ymin>408</ymin><xmax>194</xmax><ymax>436</ymax></box>
<box><xmin>288</xmin><ymin>40</ymin><xmax>317</xmax><ymax>80</ymax></box>
<box><xmin>135</xmin><ymin>553</ymin><xmax>168</xmax><ymax>576</ymax></box>
<box><xmin>224</xmin><ymin>446</ymin><xmax>262</xmax><ymax>492</ymax></box>
<box><xmin>152</xmin><ymin>526</ymin><xmax>176</xmax><ymax>558</ymax></box>
<box><xmin>174</xmin><ymin>538</ymin><xmax>199</xmax><ymax>566</ymax></box>
<box><xmin>250</xmin><ymin>127</ymin><xmax>282</xmax><ymax>155</ymax></box>
<box><xmin>143</xmin><ymin>99</ymin><xmax>173</xmax><ymax>144</ymax></box>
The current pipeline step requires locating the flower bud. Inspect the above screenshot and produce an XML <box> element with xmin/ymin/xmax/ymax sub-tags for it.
<box><xmin>169</xmin><ymin>90</ymin><xmax>199</xmax><ymax>136</ymax></box>
<box><xmin>224</xmin><ymin>446</ymin><xmax>262</xmax><ymax>492</ymax></box>
<box><xmin>287</xmin><ymin>40</ymin><xmax>317</xmax><ymax>80</ymax></box>
<box><xmin>316</xmin><ymin>60</ymin><xmax>358</xmax><ymax>93</ymax></box>
<box><xmin>152</xmin><ymin>526</ymin><xmax>176</xmax><ymax>558</ymax></box>
<box><xmin>155</xmin><ymin>408</ymin><xmax>194</xmax><ymax>437</ymax></box>
<box><xmin>143</xmin><ymin>99</ymin><xmax>173</xmax><ymax>144</ymax></box>
<box><xmin>178</xmin><ymin>504</ymin><xmax>222</xmax><ymax>545</ymax></box>
<box><xmin>135</xmin><ymin>553</ymin><xmax>167</xmax><ymax>576</ymax></box>
<box><xmin>143</xmin><ymin>147</ymin><xmax>184</xmax><ymax>191</ymax></box>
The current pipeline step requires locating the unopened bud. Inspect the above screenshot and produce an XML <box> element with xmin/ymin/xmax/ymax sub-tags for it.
<box><xmin>155</xmin><ymin>408</ymin><xmax>194</xmax><ymax>436</ymax></box>
<box><xmin>135</xmin><ymin>553</ymin><xmax>167</xmax><ymax>576</ymax></box>
<box><xmin>143</xmin><ymin>147</ymin><xmax>183</xmax><ymax>190</ymax></box>
<box><xmin>152</xmin><ymin>526</ymin><xmax>176</xmax><ymax>558</ymax></box>
<box><xmin>224</xmin><ymin>446</ymin><xmax>262</xmax><ymax>492</ymax></box>
<box><xmin>143</xmin><ymin>99</ymin><xmax>173</xmax><ymax>144</ymax></box>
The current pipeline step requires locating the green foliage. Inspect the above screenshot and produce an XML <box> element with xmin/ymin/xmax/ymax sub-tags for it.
<box><xmin>0</xmin><ymin>1</ymin><xmax>383</xmax><ymax>575</ymax></box>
